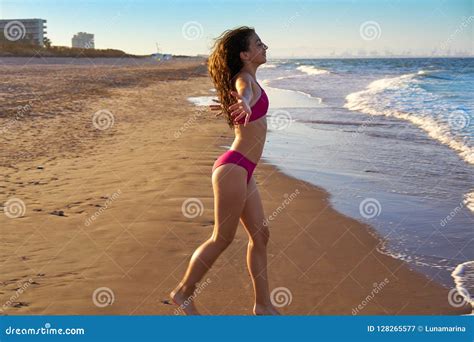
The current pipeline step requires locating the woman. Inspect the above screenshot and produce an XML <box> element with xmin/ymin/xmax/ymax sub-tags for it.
<box><xmin>171</xmin><ymin>26</ymin><xmax>279</xmax><ymax>315</ymax></box>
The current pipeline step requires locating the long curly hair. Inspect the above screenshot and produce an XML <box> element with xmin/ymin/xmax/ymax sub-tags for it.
<box><xmin>208</xmin><ymin>26</ymin><xmax>255</xmax><ymax>128</ymax></box>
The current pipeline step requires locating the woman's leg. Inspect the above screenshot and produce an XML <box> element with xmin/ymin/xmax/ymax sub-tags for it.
<box><xmin>170</xmin><ymin>164</ymin><xmax>248</xmax><ymax>315</ymax></box>
<box><xmin>240</xmin><ymin>177</ymin><xmax>280</xmax><ymax>315</ymax></box>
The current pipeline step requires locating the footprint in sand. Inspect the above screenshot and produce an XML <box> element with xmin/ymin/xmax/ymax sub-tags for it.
<box><xmin>65</xmin><ymin>201</ymin><xmax>83</xmax><ymax>209</ymax></box>
<box><xmin>201</xmin><ymin>220</ymin><xmax>214</xmax><ymax>227</ymax></box>
<box><xmin>50</xmin><ymin>210</ymin><xmax>66</xmax><ymax>217</ymax></box>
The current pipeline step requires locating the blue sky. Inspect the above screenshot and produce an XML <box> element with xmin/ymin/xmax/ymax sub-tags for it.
<box><xmin>1</xmin><ymin>0</ymin><xmax>472</xmax><ymax>57</ymax></box>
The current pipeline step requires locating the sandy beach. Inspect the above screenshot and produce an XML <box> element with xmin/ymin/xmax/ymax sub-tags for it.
<box><xmin>0</xmin><ymin>58</ymin><xmax>471</xmax><ymax>315</ymax></box>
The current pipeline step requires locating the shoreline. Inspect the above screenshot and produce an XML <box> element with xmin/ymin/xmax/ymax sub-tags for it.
<box><xmin>258</xmin><ymin>59</ymin><xmax>473</xmax><ymax>295</ymax></box>
<box><xmin>0</xmin><ymin>59</ymin><xmax>471</xmax><ymax>315</ymax></box>
<box><xmin>256</xmin><ymin>160</ymin><xmax>473</xmax><ymax>315</ymax></box>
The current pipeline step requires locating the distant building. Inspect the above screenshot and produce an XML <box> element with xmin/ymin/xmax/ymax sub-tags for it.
<box><xmin>72</xmin><ymin>32</ymin><xmax>94</xmax><ymax>49</ymax></box>
<box><xmin>0</xmin><ymin>18</ymin><xmax>47</xmax><ymax>46</ymax></box>
<box><xmin>151</xmin><ymin>53</ymin><xmax>172</xmax><ymax>61</ymax></box>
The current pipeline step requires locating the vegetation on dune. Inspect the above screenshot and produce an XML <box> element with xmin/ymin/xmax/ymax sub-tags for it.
<box><xmin>0</xmin><ymin>37</ymin><xmax>143</xmax><ymax>58</ymax></box>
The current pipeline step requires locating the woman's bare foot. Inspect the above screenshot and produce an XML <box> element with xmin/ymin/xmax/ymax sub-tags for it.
<box><xmin>170</xmin><ymin>284</ymin><xmax>200</xmax><ymax>315</ymax></box>
<box><xmin>253</xmin><ymin>303</ymin><xmax>281</xmax><ymax>315</ymax></box>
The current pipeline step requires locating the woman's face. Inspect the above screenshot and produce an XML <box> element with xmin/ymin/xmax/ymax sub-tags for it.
<box><xmin>241</xmin><ymin>33</ymin><xmax>268</xmax><ymax>65</ymax></box>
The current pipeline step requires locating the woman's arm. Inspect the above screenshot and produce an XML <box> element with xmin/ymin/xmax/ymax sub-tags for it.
<box><xmin>229</xmin><ymin>74</ymin><xmax>254</xmax><ymax>126</ymax></box>
<box><xmin>234</xmin><ymin>74</ymin><xmax>254</xmax><ymax>105</ymax></box>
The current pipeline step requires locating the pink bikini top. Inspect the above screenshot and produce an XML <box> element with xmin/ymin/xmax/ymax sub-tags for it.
<box><xmin>236</xmin><ymin>83</ymin><xmax>269</xmax><ymax>124</ymax></box>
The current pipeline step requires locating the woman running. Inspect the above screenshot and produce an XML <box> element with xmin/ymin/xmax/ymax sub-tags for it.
<box><xmin>171</xmin><ymin>26</ymin><xmax>280</xmax><ymax>316</ymax></box>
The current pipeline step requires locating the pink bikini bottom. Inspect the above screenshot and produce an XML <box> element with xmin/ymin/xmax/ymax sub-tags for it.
<box><xmin>211</xmin><ymin>150</ymin><xmax>256</xmax><ymax>184</ymax></box>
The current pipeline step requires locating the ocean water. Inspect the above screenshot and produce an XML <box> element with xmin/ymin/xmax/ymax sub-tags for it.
<box><xmin>257</xmin><ymin>58</ymin><xmax>473</xmax><ymax>306</ymax></box>
<box><xmin>188</xmin><ymin>58</ymin><xmax>473</xmax><ymax>308</ymax></box>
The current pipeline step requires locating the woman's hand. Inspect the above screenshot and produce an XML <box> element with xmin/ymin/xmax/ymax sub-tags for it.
<box><xmin>229</xmin><ymin>91</ymin><xmax>252</xmax><ymax>126</ymax></box>
<box><xmin>209</xmin><ymin>99</ymin><xmax>223</xmax><ymax>117</ymax></box>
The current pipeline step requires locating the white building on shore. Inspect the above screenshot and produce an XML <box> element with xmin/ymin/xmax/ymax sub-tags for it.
<box><xmin>72</xmin><ymin>32</ymin><xmax>94</xmax><ymax>49</ymax></box>
<box><xmin>151</xmin><ymin>53</ymin><xmax>172</xmax><ymax>61</ymax></box>
<box><xmin>0</xmin><ymin>18</ymin><xmax>47</xmax><ymax>46</ymax></box>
